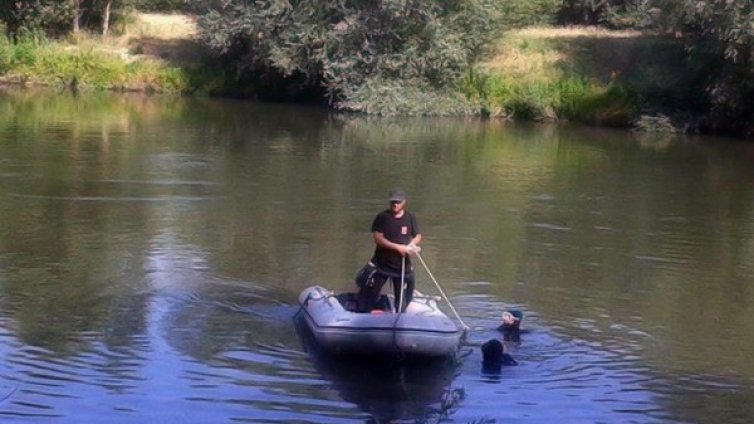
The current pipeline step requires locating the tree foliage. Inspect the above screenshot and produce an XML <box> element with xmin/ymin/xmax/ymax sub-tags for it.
<box><xmin>554</xmin><ymin>0</ymin><xmax>754</xmax><ymax>135</ymax></box>
<box><xmin>652</xmin><ymin>0</ymin><xmax>754</xmax><ymax>135</ymax></box>
<box><xmin>557</xmin><ymin>0</ymin><xmax>654</xmax><ymax>29</ymax></box>
<box><xmin>0</xmin><ymin>0</ymin><xmax>133</xmax><ymax>41</ymax></box>
<box><xmin>196</xmin><ymin>0</ymin><xmax>504</xmax><ymax>114</ymax></box>
<box><xmin>130</xmin><ymin>0</ymin><xmax>188</xmax><ymax>12</ymax></box>
<box><xmin>0</xmin><ymin>1</ymin><xmax>73</xmax><ymax>41</ymax></box>
<box><xmin>496</xmin><ymin>0</ymin><xmax>560</xmax><ymax>28</ymax></box>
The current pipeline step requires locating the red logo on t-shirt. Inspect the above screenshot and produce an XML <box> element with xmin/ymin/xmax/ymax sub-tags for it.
<box><xmin>401</xmin><ymin>226</ymin><xmax>408</xmax><ymax>235</ymax></box>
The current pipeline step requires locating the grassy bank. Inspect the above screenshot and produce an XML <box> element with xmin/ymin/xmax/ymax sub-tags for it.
<box><xmin>465</xmin><ymin>27</ymin><xmax>709</xmax><ymax>130</ymax></box>
<box><xmin>0</xmin><ymin>14</ymin><xmax>230</xmax><ymax>94</ymax></box>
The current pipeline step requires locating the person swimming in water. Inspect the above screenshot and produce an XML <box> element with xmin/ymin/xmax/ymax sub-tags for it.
<box><xmin>497</xmin><ymin>310</ymin><xmax>524</xmax><ymax>342</ymax></box>
<box><xmin>481</xmin><ymin>338</ymin><xmax>518</xmax><ymax>373</ymax></box>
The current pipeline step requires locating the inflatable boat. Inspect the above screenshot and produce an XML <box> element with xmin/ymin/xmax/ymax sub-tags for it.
<box><xmin>297</xmin><ymin>285</ymin><xmax>462</xmax><ymax>356</ymax></box>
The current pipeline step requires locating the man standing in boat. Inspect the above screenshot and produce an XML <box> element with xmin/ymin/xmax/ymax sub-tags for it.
<box><xmin>356</xmin><ymin>189</ymin><xmax>422</xmax><ymax>313</ymax></box>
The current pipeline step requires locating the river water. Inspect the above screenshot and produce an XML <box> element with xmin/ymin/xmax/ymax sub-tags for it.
<box><xmin>0</xmin><ymin>90</ymin><xmax>753</xmax><ymax>423</ymax></box>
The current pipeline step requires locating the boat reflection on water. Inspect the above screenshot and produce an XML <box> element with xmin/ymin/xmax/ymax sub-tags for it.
<box><xmin>294</xmin><ymin>312</ymin><xmax>464</xmax><ymax>422</ymax></box>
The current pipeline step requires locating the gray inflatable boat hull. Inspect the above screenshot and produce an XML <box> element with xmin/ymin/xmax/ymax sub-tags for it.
<box><xmin>298</xmin><ymin>285</ymin><xmax>462</xmax><ymax>356</ymax></box>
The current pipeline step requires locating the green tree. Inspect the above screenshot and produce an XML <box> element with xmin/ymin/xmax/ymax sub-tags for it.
<box><xmin>0</xmin><ymin>1</ymin><xmax>73</xmax><ymax>41</ymax></box>
<box><xmin>0</xmin><ymin>1</ymin><xmax>31</xmax><ymax>41</ymax></box>
<box><xmin>0</xmin><ymin>0</ymin><xmax>133</xmax><ymax>41</ymax></box>
<box><xmin>195</xmin><ymin>0</ymin><xmax>504</xmax><ymax>115</ymax></box>
<box><xmin>655</xmin><ymin>0</ymin><xmax>754</xmax><ymax>135</ymax></box>
<box><xmin>75</xmin><ymin>0</ymin><xmax>133</xmax><ymax>36</ymax></box>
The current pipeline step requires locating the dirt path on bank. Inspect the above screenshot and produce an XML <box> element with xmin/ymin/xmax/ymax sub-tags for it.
<box><xmin>115</xmin><ymin>13</ymin><xmax>205</xmax><ymax>66</ymax></box>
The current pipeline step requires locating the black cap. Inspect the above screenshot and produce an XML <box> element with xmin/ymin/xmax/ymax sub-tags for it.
<box><xmin>389</xmin><ymin>189</ymin><xmax>407</xmax><ymax>202</ymax></box>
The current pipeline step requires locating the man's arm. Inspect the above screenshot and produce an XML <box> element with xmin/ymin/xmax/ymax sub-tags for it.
<box><xmin>374</xmin><ymin>231</ymin><xmax>411</xmax><ymax>256</ymax></box>
<box><xmin>409</xmin><ymin>213</ymin><xmax>421</xmax><ymax>247</ymax></box>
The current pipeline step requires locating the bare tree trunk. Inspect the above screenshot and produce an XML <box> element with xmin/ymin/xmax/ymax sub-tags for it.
<box><xmin>73</xmin><ymin>0</ymin><xmax>81</xmax><ymax>33</ymax></box>
<box><xmin>102</xmin><ymin>0</ymin><xmax>112</xmax><ymax>37</ymax></box>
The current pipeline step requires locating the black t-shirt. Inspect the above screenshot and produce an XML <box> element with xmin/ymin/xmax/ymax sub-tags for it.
<box><xmin>370</xmin><ymin>209</ymin><xmax>420</xmax><ymax>274</ymax></box>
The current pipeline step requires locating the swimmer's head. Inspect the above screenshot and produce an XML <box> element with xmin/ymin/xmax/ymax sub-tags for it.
<box><xmin>481</xmin><ymin>338</ymin><xmax>504</xmax><ymax>364</ymax></box>
<box><xmin>501</xmin><ymin>311</ymin><xmax>518</xmax><ymax>326</ymax></box>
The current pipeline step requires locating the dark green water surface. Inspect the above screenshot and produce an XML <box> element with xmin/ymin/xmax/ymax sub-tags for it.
<box><xmin>1</xmin><ymin>90</ymin><xmax>753</xmax><ymax>423</ymax></box>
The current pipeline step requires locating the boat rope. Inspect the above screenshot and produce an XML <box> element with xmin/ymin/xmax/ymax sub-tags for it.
<box><xmin>301</xmin><ymin>289</ymin><xmax>335</xmax><ymax>307</ymax></box>
<box><xmin>414</xmin><ymin>251</ymin><xmax>470</xmax><ymax>331</ymax></box>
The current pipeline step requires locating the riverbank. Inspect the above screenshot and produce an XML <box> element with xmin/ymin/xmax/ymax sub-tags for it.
<box><xmin>469</xmin><ymin>27</ymin><xmax>708</xmax><ymax>132</ymax></box>
<box><xmin>0</xmin><ymin>13</ymin><xmax>228</xmax><ymax>94</ymax></box>
<box><xmin>0</xmin><ymin>14</ymin><xmax>712</xmax><ymax>133</ymax></box>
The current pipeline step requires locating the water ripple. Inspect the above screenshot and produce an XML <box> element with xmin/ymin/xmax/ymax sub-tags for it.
<box><xmin>7</xmin><ymin>193</ymin><xmax>218</xmax><ymax>202</ymax></box>
<box><xmin>95</xmin><ymin>179</ymin><xmax>220</xmax><ymax>186</ymax></box>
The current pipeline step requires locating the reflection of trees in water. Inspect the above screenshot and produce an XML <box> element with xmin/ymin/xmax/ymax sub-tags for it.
<box><xmin>0</xmin><ymin>95</ymin><xmax>575</xmax><ymax>343</ymax></box>
<box><xmin>511</xmin><ymin>127</ymin><xmax>754</xmax><ymax>423</ymax></box>
<box><xmin>0</xmin><ymin>204</ymin><xmax>152</xmax><ymax>355</ymax></box>
<box><xmin>293</xmin><ymin>313</ymin><xmax>464</xmax><ymax>423</ymax></box>
<box><xmin>655</xmin><ymin>375</ymin><xmax>754</xmax><ymax>424</ymax></box>
<box><xmin>0</xmin><ymin>92</ymin><xmax>237</xmax><ymax>357</ymax></box>
<box><xmin>158</xmin><ymin>284</ymin><xmax>295</xmax><ymax>361</ymax></box>
<box><xmin>0</xmin><ymin>132</ymin><xmax>153</xmax><ymax>355</ymax></box>
<box><xmin>4</xmin><ymin>91</ymin><xmax>752</xmax><ymax>421</ymax></box>
<box><xmin>183</xmin><ymin>113</ymin><xmax>570</xmax><ymax>299</ymax></box>
<box><xmin>515</xmin><ymin>127</ymin><xmax>754</xmax><ymax>364</ymax></box>
<box><xmin>0</xmin><ymin>90</ymin><xmax>165</xmax><ymax>356</ymax></box>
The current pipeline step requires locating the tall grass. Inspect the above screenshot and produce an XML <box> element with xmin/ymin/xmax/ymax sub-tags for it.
<box><xmin>462</xmin><ymin>68</ymin><xmax>638</xmax><ymax>125</ymax></box>
<box><xmin>462</xmin><ymin>27</ymin><xmax>695</xmax><ymax>126</ymax></box>
<box><xmin>0</xmin><ymin>36</ymin><xmax>192</xmax><ymax>92</ymax></box>
<box><xmin>0</xmin><ymin>32</ymin><xmax>240</xmax><ymax>96</ymax></box>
